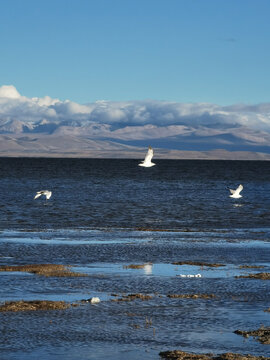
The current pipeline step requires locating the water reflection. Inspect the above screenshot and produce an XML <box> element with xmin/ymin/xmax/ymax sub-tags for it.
<box><xmin>143</xmin><ymin>263</ymin><xmax>153</xmax><ymax>275</ymax></box>
<box><xmin>233</xmin><ymin>203</ymin><xmax>243</xmax><ymax>207</ymax></box>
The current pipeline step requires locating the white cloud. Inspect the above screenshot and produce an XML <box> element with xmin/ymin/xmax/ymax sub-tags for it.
<box><xmin>0</xmin><ymin>85</ymin><xmax>270</xmax><ymax>150</ymax></box>
<box><xmin>32</xmin><ymin>95</ymin><xmax>60</xmax><ymax>107</ymax></box>
<box><xmin>0</xmin><ymin>85</ymin><xmax>21</xmax><ymax>99</ymax></box>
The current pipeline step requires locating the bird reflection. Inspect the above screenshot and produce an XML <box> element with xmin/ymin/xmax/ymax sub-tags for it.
<box><xmin>233</xmin><ymin>203</ymin><xmax>243</xmax><ymax>207</ymax></box>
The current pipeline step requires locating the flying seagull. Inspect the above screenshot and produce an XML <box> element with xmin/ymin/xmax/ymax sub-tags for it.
<box><xmin>229</xmin><ymin>184</ymin><xmax>243</xmax><ymax>199</ymax></box>
<box><xmin>138</xmin><ymin>146</ymin><xmax>156</xmax><ymax>167</ymax></box>
<box><xmin>34</xmin><ymin>190</ymin><xmax>52</xmax><ymax>200</ymax></box>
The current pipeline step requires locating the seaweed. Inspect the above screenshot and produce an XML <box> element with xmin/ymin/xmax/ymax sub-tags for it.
<box><xmin>159</xmin><ymin>349</ymin><xmax>270</xmax><ymax>360</ymax></box>
<box><xmin>0</xmin><ymin>264</ymin><xmax>87</xmax><ymax>277</ymax></box>
<box><xmin>234</xmin><ymin>326</ymin><xmax>270</xmax><ymax>345</ymax></box>
<box><xmin>0</xmin><ymin>300</ymin><xmax>72</xmax><ymax>312</ymax></box>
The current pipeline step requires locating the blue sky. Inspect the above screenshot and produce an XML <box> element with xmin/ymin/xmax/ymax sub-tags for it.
<box><xmin>0</xmin><ymin>0</ymin><xmax>270</xmax><ymax>105</ymax></box>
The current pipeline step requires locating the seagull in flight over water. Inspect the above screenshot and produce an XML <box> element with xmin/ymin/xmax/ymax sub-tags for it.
<box><xmin>229</xmin><ymin>184</ymin><xmax>243</xmax><ymax>199</ymax></box>
<box><xmin>34</xmin><ymin>190</ymin><xmax>52</xmax><ymax>200</ymax></box>
<box><xmin>138</xmin><ymin>146</ymin><xmax>156</xmax><ymax>167</ymax></box>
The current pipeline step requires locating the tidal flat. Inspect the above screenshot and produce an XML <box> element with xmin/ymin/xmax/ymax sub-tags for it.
<box><xmin>0</xmin><ymin>229</ymin><xmax>269</xmax><ymax>360</ymax></box>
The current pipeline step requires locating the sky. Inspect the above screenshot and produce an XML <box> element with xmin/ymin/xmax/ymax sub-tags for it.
<box><xmin>0</xmin><ymin>0</ymin><xmax>270</xmax><ymax>105</ymax></box>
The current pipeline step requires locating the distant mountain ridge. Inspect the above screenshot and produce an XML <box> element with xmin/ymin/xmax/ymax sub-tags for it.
<box><xmin>1</xmin><ymin>85</ymin><xmax>270</xmax><ymax>159</ymax></box>
<box><xmin>1</xmin><ymin>134</ymin><xmax>270</xmax><ymax>160</ymax></box>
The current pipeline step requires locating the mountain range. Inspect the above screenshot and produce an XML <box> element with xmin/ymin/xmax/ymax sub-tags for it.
<box><xmin>1</xmin><ymin>85</ymin><xmax>270</xmax><ymax>160</ymax></box>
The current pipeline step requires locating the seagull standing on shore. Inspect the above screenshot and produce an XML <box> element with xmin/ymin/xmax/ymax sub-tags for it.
<box><xmin>34</xmin><ymin>190</ymin><xmax>52</xmax><ymax>200</ymax></box>
<box><xmin>138</xmin><ymin>146</ymin><xmax>156</xmax><ymax>167</ymax></box>
<box><xmin>229</xmin><ymin>184</ymin><xmax>243</xmax><ymax>199</ymax></box>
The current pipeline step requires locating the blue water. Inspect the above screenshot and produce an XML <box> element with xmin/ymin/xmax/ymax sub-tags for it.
<box><xmin>0</xmin><ymin>158</ymin><xmax>269</xmax><ymax>359</ymax></box>
<box><xmin>0</xmin><ymin>158</ymin><xmax>270</xmax><ymax>230</ymax></box>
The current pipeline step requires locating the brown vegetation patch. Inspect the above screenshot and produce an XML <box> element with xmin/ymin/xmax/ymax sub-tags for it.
<box><xmin>159</xmin><ymin>350</ymin><xmax>269</xmax><ymax>360</ymax></box>
<box><xmin>236</xmin><ymin>273</ymin><xmax>270</xmax><ymax>280</ymax></box>
<box><xmin>0</xmin><ymin>300</ymin><xmax>71</xmax><ymax>312</ymax></box>
<box><xmin>172</xmin><ymin>261</ymin><xmax>225</xmax><ymax>267</ymax></box>
<box><xmin>167</xmin><ymin>293</ymin><xmax>216</xmax><ymax>299</ymax></box>
<box><xmin>239</xmin><ymin>265</ymin><xmax>265</xmax><ymax>269</ymax></box>
<box><xmin>0</xmin><ymin>264</ymin><xmax>87</xmax><ymax>277</ymax></box>
<box><xmin>123</xmin><ymin>263</ymin><xmax>152</xmax><ymax>269</ymax></box>
<box><xmin>234</xmin><ymin>326</ymin><xmax>270</xmax><ymax>344</ymax></box>
<box><xmin>111</xmin><ymin>293</ymin><xmax>153</xmax><ymax>302</ymax></box>
<box><xmin>160</xmin><ymin>349</ymin><xmax>212</xmax><ymax>359</ymax></box>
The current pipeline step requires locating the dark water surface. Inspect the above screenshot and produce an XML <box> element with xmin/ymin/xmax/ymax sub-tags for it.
<box><xmin>0</xmin><ymin>158</ymin><xmax>270</xmax><ymax>359</ymax></box>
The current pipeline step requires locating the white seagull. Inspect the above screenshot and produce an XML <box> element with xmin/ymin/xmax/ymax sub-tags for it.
<box><xmin>229</xmin><ymin>184</ymin><xmax>243</xmax><ymax>199</ymax></box>
<box><xmin>138</xmin><ymin>146</ymin><xmax>156</xmax><ymax>167</ymax></box>
<box><xmin>34</xmin><ymin>190</ymin><xmax>52</xmax><ymax>200</ymax></box>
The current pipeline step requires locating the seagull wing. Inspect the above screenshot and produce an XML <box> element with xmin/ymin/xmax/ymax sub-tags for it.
<box><xmin>234</xmin><ymin>184</ymin><xmax>243</xmax><ymax>196</ymax></box>
<box><xmin>45</xmin><ymin>191</ymin><xmax>52</xmax><ymax>199</ymax></box>
<box><xmin>144</xmin><ymin>147</ymin><xmax>154</xmax><ymax>164</ymax></box>
<box><xmin>34</xmin><ymin>190</ymin><xmax>51</xmax><ymax>200</ymax></box>
<box><xmin>34</xmin><ymin>192</ymin><xmax>42</xmax><ymax>199</ymax></box>
<box><xmin>229</xmin><ymin>189</ymin><xmax>235</xmax><ymax>195</ymax></box>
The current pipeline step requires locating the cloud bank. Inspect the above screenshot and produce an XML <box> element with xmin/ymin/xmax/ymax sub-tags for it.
<box><xmin>1</xmin><ymin>85</ymin><xmax>270</xmax><ymax>153</ymax></box>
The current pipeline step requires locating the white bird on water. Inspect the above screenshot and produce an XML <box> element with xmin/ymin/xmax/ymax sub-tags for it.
<box><xmin>138</xmin><ymin>146</ymin><xmax>156</xmax><ymax>167</ymax></box>
<box><xmin>34</xmin><ymin>190</ymin><xmax>52</xmax><ymax>200</ymax></box>
<box><xmin>229</xmin><ymin>184</ymin><xmax>243</xmax><ymax>199</ymax></box>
